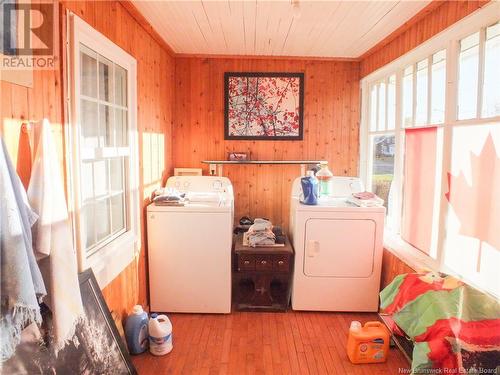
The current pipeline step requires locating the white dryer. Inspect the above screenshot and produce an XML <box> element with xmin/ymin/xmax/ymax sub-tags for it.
<box><xmin>289</xmin><ymin>177</ymin><xmax>385</xmax><ymax>312</ymax></box>
<box><xmin>147</xmin><ymin>176</ymin><xmax>234</xmax><ymax>314</ymax></box>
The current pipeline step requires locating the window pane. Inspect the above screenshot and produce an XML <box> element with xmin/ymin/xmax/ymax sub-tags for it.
<box><xmin>415</xmin><ymin>58</ymin><xmax>429</xmax><ymax>125</ymax></box>
<box><xmin>100</xmin><ymin>104</ymin><xmax>114</xmax><ymax>147</ymax></box>
<box><xmin>431</xmin><ymin>50</ymin><xmax>446</xmax><ymax>124</ymax></box>
<box><xmin>458</xmin><ymin>32</ymin><xmax>480</xmax><ymax>120</ymax></box>
<box><xmin>111</xmin><ymin>194</ymin><xmax>125</xmax><ymax>233</ymax></box>
<box><xmin>99</xmin><ymin>56</ymin><xmax>113</xmax><ymax>103</ymax></box>
<box><xmin>80</xmin><ymin>99</ymin><xmax>99</xmax><ymax>148</ymax></box>
<box><xmin>93</xmin><ymin>160</ymin><xmax>108</xmax><ymax>198</ymax></box>
<box><xmin>115</xmin><ymin>109</ymin><xmax>127</xmax><ymax>146</ymax></box>
<box><xmin>371</xmin><ymin>134</ymin><xmax>395</xmax><ymax>211</ymax></box>
<box><xmin>370</xmin><ymin>85</ymin><xmax>378</xmax><ymax>132</ymax></box>
<box><xmin>403</xmin><ymin>65</ymin><xmax>414</xmax><ymax>127</ymax></box>
<box><xmin>387</xmin><ymin>75</ymin><xmax>396</xmax><ymax>130</ymax></box>
<box><xmin>95</xmin><ymin>199</ymin><xmax>111</xmax><ymax>242</ymax></box>
<box><xmin>109</xmin><ymin>157</ymin><xmax>124</xmax><ymax>193</ymax></box>
<box><xmin>80</xmin><ymin>49</ymin><xmax>97</xmax><ymax>98</ymax></box>
<box><xmin>378</xmin><ymin>82</ymin><xmax>386</xmax><ymax>131</ymax></box>
<box><xmin>82</xmin><ymin>203</ymin><xmax>96</xmax><ymax>250</ymax></box>
<box><xmin>115</xmin><ymin>64</ymin><xmax>127</xmax><ymax>107</ymax></box>
<box><xmin>482</xmin><ymin>23</ymin><xmax>500</xmax><ymax>118</ymax></box>
<box><xmin>81</xmin><ymin>162</ymin><xmax>94</xmax><ymax>202</ymax></box>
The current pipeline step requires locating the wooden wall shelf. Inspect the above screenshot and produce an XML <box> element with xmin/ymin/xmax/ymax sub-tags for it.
<box><xmin>202</xmin><ymin>160</ymin><xmax>326</xmax><ymax>165</ymax></box>
<box><xmin>202</xmin><ymin>160</ymin><xmax>326</xmax><ymax>176</ymax></box>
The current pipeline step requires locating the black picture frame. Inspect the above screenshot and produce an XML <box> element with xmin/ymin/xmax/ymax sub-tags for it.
<box><xmin>2</xmin><ymin>268</ymin><xmax>137</xmax><ymax>374</ymax></box>
<box><xmin>224</xmin><ymin>72</ymin><xmax>304</xmax><ymax>141</ymax></box>
<box><xmin>76</xmin><ymin>268</ymin><xmax>137</xmax><ymax>375</ymax></box>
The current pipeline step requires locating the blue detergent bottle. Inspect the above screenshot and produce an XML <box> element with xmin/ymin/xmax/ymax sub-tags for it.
<box><xmin>125</xmin><ymin>305</ymin><xmax>149</xmax><ymax>354</ymax></box>
<box><xmin>300</xmin><ymin>170</ymin><xmax>319</xmax><ymax>205</ymax></box>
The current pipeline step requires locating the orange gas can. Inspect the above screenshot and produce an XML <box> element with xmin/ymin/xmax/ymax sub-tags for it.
<box><xmin>346</xmin><ymin>321</ymin><xmax>390</xmax><ymax>364</ymax></box>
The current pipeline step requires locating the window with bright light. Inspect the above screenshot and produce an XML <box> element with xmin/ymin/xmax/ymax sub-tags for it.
<box><xmin>431</xmin><ymin>50</ymin><xmax>446</xmax><ymax>124</ymax></box>
<box><xmin>402</xmin><ymin>66</ymin><xmax>413</xmax><ymax>127</ymax></box>
<box><xmin>361</xmin><ymin>9</ymin><xmax>500</xmax><ymax>297</ymax></box>
<box><xmin>68</xmin><ymin>14</ymin><xmax>140</xmax><ymax>288</ymax></box>
<box><xmin>402</xmin><ymin>50</ymin><xmax>446</xmax><ymax>128</ymax></box>
<box><xmin>482</xmin><ymin>23</ymin><xmax>500</xmax><ymax>118</ymax></box>
<box><xmin>458</xmin><ymin>33</ymin><xmax>480</xmax><ymax>120</ymax></box>
<box><xmin>367</xmin><ymin>75</ymin><xmax>397</xmax><ymax>214</ymax></box>
<box><xmin>458</xmin><ymin>22</ymin><xmax>500</xmax><ymax>121</ymax></box>
<box><xmin>79</xmin><ymin>46</ymin><xmax>128</xmax><ymax>256</ymax></box>
<box><xmin>415</xmin><ymin>58</ymin><xmax>429</xmax><ymax>126</ymax></box>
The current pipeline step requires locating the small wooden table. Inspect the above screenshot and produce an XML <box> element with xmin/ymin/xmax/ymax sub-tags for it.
<box><xmin>232</xmin><ymin>234</ymin><xmax>294</xmax><ymax>311</ymax></box>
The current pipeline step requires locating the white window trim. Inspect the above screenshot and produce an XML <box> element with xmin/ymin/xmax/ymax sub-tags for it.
<box><xmin>360</xmin><ymin>2</ymin><xmax>500</xmax><ymax>284</ymax></box>
<box><xmin>65</xmin><ymin>12</ymin><xmax>140</xmax><ymax>289</ymax></box>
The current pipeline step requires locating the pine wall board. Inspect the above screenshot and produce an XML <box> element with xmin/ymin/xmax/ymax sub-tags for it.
<box><xmin>2</xmin><ymin>0</ymin><xmax>489</xmax><ymax>316</ymax></box>
<box><xmin>0</xmin><ymin>0</ymin><xmax>175</xmax><ymax>320</ymax></box>
<box><xmin>173</xmin><ymin>57</ymin><xmax>361</xmax><ymax>230</ymax></box>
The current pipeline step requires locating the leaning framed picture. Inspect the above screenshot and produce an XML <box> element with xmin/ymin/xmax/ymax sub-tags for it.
<box><xmin>224</xmin><ymin>72</ymin><xmax>304</xmax><ymax>140</ymax></box>
<box><xmin>75</xmin><ymin>268</ymin><xmax>137</xmax><ymax>374</ymax></box>
<box><xmin>2</xmin><ymin>268</ymin><xmax>137</xmax><ymax>374</ymax></box>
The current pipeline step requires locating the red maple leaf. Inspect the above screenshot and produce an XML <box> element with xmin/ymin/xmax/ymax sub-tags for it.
<box><xmin>414</xmin><ymin>317</ymin><xmax>500</xmax><ymax>371</ymax></box>
<box><xmin>445</xmin><ymin>133</ymin><xmax>500</xmax><ymax>270</ymax></box>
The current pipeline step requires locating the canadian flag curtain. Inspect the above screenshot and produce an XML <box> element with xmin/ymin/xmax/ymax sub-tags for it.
<box><xmin>402</xmin><ymin>127</ymin><xmax>438</xmax><ymax>255</ymax></box>
<box><xmin>445</xmin><ymin>125</ymin><xmax>500</xmax><ymax>278</ymax></box>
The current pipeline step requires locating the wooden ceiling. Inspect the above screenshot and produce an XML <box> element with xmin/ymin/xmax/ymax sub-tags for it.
<box><xmin>131</xmin><ymin>0</ymin><xmax>431</xmax><ymax>58</ymax></box>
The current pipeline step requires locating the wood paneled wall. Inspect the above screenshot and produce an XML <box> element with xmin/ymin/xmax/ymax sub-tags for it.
<box><xmin>360</xmin><ymin>0</ymin><xmax>490</xmax><ymax>77</ymax></box>
<box><xmin>380</xmin><ymin>249</ymin><xmax>416</xmax><ymax>290</ymax></box>
<box><xmin>0</xmin><ymin>0</ymin><xmax>175</xmax><ymax>320</ymax></box>
<box><xmin>173</xmin><ymin>58</ymin><xmax>360</xmax><ymax>229</ymax></box>
<box><xmin>2</xmin><ymin>0</ymin><xmax>487</xmax><ymax>317</ymax></box>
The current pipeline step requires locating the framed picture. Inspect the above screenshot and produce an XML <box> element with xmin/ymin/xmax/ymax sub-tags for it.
<box><xmin>2</xmin><ymin>269</ymin><xmax>137</xmax><ymax>374</ymax></box>
<box><xmin>75</xmin><ymin>268</ymin><xmax>137</xmax><ymax>374</ymax></box>
<box><xmin>224</xmin><ymin>72</ymin><xmax>304</xmax><ymax>140</ymax></box>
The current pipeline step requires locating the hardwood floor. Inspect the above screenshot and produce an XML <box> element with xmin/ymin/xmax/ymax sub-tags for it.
<box><xmin>131</xmin><ymin>311</ymin><xmax>410</xmax><ymax>375</ymax></box>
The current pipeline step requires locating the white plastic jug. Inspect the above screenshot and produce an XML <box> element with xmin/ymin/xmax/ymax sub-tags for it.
<box><xmin>148</xmin><ymin>313</ymin><xmax>173</xmax><ymax>356</ymax></box>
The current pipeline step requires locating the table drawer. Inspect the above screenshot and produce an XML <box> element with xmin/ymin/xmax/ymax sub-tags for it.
<box><xmin>238</xmin><ymin>255</ymin><xmax>255</xmax><ymax>271</ymax></box>
<box><xmin>273</xmin><ymin>256</ymin><xmax>289</xmax><ymax>272</ymax></box>
<box><xmin>255</xmin><ymin>255</ymin><xmax>273</xmax><ymax>271</ymax></box>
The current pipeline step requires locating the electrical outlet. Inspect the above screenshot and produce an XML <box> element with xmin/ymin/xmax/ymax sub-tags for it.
<box><xmin>209</xmin><ymin>164</ymin><xmax>217</xmax><ymax>176</ymax></box>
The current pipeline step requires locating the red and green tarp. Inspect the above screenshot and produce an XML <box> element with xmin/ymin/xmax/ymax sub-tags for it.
<box><xmin>380</xmin><ymin>272</ymin><xmax>500</xmax><ymax>373</ymax></box>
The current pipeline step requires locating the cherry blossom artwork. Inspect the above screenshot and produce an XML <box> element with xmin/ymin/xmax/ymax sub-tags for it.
<box><xmin>224</xmin><ymin>72</ymin><xmax>304</xmax><ymax>140</ymax></box>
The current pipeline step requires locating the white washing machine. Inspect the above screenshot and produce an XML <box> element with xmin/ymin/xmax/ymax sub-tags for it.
<box><xmin>289</xmin><ymin>176</ymin><xmax>385</xmax><ymax>312</ymax></box>
<box><xmin>147</xmin><ymin>176</ymin><xmax>234</xmax><ymax>313</ymax></box>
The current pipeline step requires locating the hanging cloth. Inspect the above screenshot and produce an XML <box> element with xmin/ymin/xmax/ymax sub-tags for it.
<box><xmin>16</xmin><ymin>123</ymin><xmax>32</xmax><ymax>190</ymax></box>
<box><xmin>27</xmin><ymin>119</ymin><xmax>84</xmax><ymax>352</ymax></box>
<box><xmin>0</xmin><ymin>137</ymin><xmax>46</xmax><ymax>361</ymax></box>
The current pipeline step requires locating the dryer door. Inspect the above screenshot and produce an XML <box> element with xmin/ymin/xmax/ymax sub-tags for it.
<box><xmin>303</xmin><ymin>218</ymin><xmax>376</xmax><ymax>277</ymax></box>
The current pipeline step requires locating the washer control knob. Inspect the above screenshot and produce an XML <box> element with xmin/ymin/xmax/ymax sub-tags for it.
<box><xmin>213</xmin><ymin>180</ymin><xmax>223</xmax><ymax>190</ymax></box>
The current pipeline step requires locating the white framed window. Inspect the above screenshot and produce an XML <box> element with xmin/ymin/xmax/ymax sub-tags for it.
<box><xmin>66</xmin><ymin>13</ymin><xmax>140</xmax><ymax>288</ymax></box>
<box><xmin>360</xmin><ymin>2</ymin><xmax>500</xmax><ymax>297</ymax></box>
